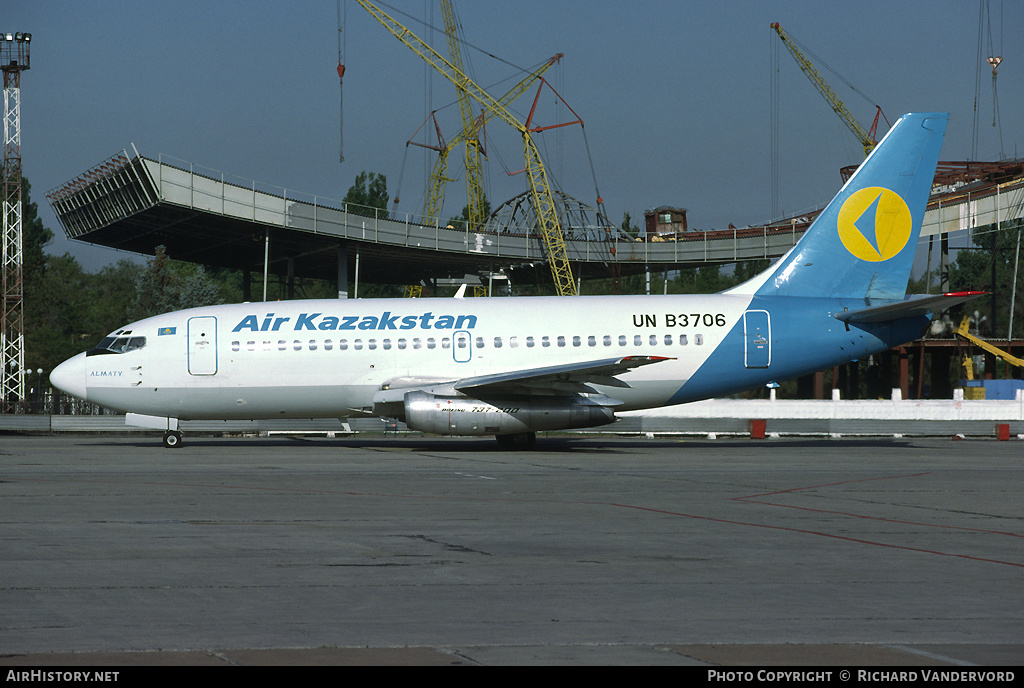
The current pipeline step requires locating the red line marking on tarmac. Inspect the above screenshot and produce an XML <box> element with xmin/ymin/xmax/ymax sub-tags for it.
<box><xmin>681</xmin><ymin>471</ymin><xmax>1024</xmax><ymax>568</ymax></box>
<box><xmin>612</xmin><ymin>499</ymin><xmax>1024</xmax><ymax>568</ymax></box>
<box><xmin>16</xmin><ymin>472</ymin><xmax>1024</xmax><ymax>568</ymax></box>
<box><xmin>732</xmin><ymin>472</ymin><xmax>1024</xmax><ymax>538</ymax></box>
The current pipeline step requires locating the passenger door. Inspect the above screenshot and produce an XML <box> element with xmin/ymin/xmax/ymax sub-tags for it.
<box><xmin>453</xmin><ymin>330</ymin><xmax>472</xmax><ymax>363</ymax></box>
<box><xmin>187</xmin><ymin>316</ymin><xmax>218</xmax><ymax>375</ymax></box>
<box><xmin>743</xmin><ymin>310</ymin><xmax>771</xmax><ymax>369</ymax></box>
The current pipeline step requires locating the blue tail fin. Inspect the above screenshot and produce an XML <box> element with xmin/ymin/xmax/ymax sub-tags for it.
<box><xmin>751</xmin><ymin>112</ymin><xmax>947</xmax><ymax>300</ymax></box>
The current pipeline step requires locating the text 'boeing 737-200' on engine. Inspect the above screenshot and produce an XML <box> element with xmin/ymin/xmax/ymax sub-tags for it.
<box><xmin>51</xmin><ymin>113</ymin><xmax>982</xmax><ymax>448</ymax></box>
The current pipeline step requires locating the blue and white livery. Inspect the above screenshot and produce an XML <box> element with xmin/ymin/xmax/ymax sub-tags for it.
<box><xmin>51</xmin><ymin>113</ymin><xmax>974</xmax><ymax>448</ymax></box>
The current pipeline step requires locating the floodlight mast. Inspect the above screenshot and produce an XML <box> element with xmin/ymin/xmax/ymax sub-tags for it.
<box><xmin>2</xmin><ymin>31</ymin><xmax>30</xmax><ymax>411</ymax></box>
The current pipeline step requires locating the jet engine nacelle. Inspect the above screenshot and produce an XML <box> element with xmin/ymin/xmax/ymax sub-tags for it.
<box><xmin>403</xmin><ymin>390</ymin><xmax>616</xmax><ymax>436</ymax></box>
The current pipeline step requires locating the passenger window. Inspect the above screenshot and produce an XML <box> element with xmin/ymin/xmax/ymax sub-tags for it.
<box><xmin>587</xmin><ymin>335</ymin><xmax>596</xmax><ymax>347</ymax></box>
<box><xmin>509</xmin><ymin>336</ymin><xmax>519</xmax><ymax>348</ymax></box>
<box><xmin>293</xmin><ymin>340</ymin><xmax>302</xmax><ymax>351</ymax></box>
<box><xmin>398</xmin><ymin>338</ymin><xmax>407</xmax><ymax>350</ymax></box>
<box><xmin>634</xmin><ymin>335</ymin><xmax>642</xmax><ymax>346</ymax></box>
<box><xmin>354</xmin><ymin>339</ymin><xmax>363</xmax><ymax>350</ymax></box>
<box><xmin>368</xmin><ymin>339</ymin><xmax>377</xmax><ymax>350</ymax></box>
<box><xmin>339</xmin><ymin>339</ymin><xmax>348</xmax><ymax>350</ymax></box>
<box><xmin>664</xmin><ymin>334</ymin><xmax>673</xmax><ymax>346</ymax></box>
<box><xmin>542</xmin><ymin>336</ymin><xmax>550</xmax><ymax>348</ymax></box>
<box><xmin>278</xmin><ymin>340</ymin><xmax>287</xmax><ymax>351</ymax></box>
<box><xmin>494</xmin><ymin>337</ymin><xmax>503</xmax><ymax>348</ymax></box>
<box><xmin>618</xmin><ymin>335</ymin><xmax>626</xmax><ymax>346</ymax></box>
<box><xmin>475</xmin><ymin>337</ymin><xmax>485</xmax><ymax>348</ymax></box>
<box><xmin>309</xmin><ymin>340</ymin><xmax>317</xmax><ymax>351</ymax></box>
<box><xmin>247</xmin><ymin>341</ymin><xmax>256</xmax><ymax>351</ymax></box>
<box><xmin>324</xmin><ymin>340</ymin><xmax>333</xmax><ymax>351</ymax></box>
<box><xmin>383</xmin><ymin>339</ymin><xmax>392</xmax><ymax>350</ymax></box>
<box><xmin>231</xmin><ymin>341</ymin><xmax>240</xmax><ymax>352</ymax></box>
<box><xmin>649</xmin><ymin>335</ymin><xmax>657</xmax><ymax>346</ymax></box>
<box><xmin>680</xmin><ymin>334</ymin><xmax>688</xmax><ymax>345</ymax></box>
<box><xmin>426</xmin><ymin>338</ymin><xmax>436</xmax><ymax>349</ymax></box>
<box><xmin>557</xmin><ymin>336</ymin><xmax>566</xmax><ymax>347</ymax></box>
<box><xmin>442</xmin><ymin>338</ymin><xmax>451</xmax><ymax>349</ymax></box>
<box><xmin>414</xmin><ymin>338</ymin><xmax>423</xmax><ymax>349</ymax></box>
<box><xmin>696</xmin><ymin>334</ymin><xmax>704</xmax><ymax>345</ymax></box>
<box><xmin>526</xmin><ymin>336</ymin><xmax>535</xmax><ymax>348</ymax></box>
<box><xmin>603</xmin><ymin>335</ymin><xmax>611</xmax><ymax>346</ymax></box>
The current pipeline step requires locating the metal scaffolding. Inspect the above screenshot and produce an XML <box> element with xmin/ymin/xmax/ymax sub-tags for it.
<box><xmin>2</xmin><ymin>32</ymin><xmax>31</xmax><ymax>412</ymax></box>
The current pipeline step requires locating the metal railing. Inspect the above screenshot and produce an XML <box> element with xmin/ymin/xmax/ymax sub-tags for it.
<box><xmin>48</xmin><ymin>150</ymin><xmax>1024</xmax><ymax>272</ymax></box>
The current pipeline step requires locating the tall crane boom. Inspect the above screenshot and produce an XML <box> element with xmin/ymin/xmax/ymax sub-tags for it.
<box><xmin>771</xmin><ymin>22</ymin><xmax>880</xmax><ymax>158</ymax></box>
<box><xmin>355</xmin><ymin>0</ymin><xmax>577</xmax><ymax>296</ymax></box>
<box><xmin>439</xmin><ymin>0</ymin><xmax>486</xmax><ymax>230</ymax></box>
<box><xmin>422</xmin><ymin>52</ymin><xmax>563</xmax><ymax>227</ymax></box>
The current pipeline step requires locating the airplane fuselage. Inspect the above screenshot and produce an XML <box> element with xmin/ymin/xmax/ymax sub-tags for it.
<box><xmin>49</xmin><ymin>112</ymin><xmax>950</xmax><ymax>448</ymax></box>
<box><xmin>60</xmin><ymin>292</ymin><xmax>925</xmax><ymax>422</ymax></box>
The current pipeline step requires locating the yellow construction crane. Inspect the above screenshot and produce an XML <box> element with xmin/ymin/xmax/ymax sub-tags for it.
<box><xmin>957</xmin><ymin>315</ymin><xmax>1024</xmax><ymax>370</ymax></box>
<box><xmin>771</xmin><ymin>22</ymin><xmax>886</xmax><ymax>158</ymax></box>
<box><xmin>355</xmin><ymin>0</ymin><xmax>578</xmax><ymax>296</ymax></box>
<box><xmin>422</xmin><ymin>51</ymin><xmax>563</xmax><ymax>228</ymax></box>
<box><xmin>438</xmin><ymin>0</ymin><xmax>486</xmax><ymax>230</ymax></box>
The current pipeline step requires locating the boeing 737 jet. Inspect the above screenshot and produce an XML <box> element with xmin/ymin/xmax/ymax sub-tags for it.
<box><xmin>51</xmin><ymin>112</ymin><xmax>974</xmax><ymax>448</ymax></box>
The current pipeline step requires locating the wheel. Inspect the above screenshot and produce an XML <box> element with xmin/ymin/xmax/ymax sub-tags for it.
<box><xmin>494</xmin><ymin>432</ymin><xmax>536</xmax><ymax>451</ymax></box>
<box><xmin>162</xmin><ymin>430</ymin><xmax>183</xmax><ymax>449</ymax></box>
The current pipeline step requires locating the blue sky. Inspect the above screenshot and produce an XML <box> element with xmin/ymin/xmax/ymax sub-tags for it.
<box><xmin>12</xmin><ymin>0</ymin><xmax>1022</xmax><ymax>271</ymax></box>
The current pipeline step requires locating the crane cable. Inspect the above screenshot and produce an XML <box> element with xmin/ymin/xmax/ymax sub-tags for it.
<box><xmin>973</xmin><ymin>0</ymin><xmax>1004</xmax><ymax>160</ymax></box>
<box><xmin>770</xmin><ymin>28</ymin><xmax>780</xmax><ymax>222</ymax></box>
<box><xmin>338</xmin><ymin>0</ymin><xmax>347</xmax><ymax>163</ymax></box>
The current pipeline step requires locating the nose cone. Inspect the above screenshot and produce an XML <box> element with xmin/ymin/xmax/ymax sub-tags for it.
<box><xmin>50</xmin><ymin>352</ymin><xmax>88</xmax><ymax>400</ymax></box>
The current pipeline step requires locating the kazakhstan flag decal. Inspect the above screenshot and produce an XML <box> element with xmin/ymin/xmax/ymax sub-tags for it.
<box><xmin>837</xmin><ymin>186</ymin><xmax>912</xmax><ymax>262</ymax></box>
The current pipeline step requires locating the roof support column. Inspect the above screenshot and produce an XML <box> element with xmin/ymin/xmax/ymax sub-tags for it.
<box><xmin>337</xmin><ymin>242</ymin><xmax>349</xmax><ymax>299</ymax></box>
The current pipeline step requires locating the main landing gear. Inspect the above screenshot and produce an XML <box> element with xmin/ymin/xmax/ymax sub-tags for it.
<box><xmin>494</xmin><ymin>431</ymin><xmax>536</xmax><ymax>450</ymax></box>
<box><xmin>162</xmin><ymin>430</ymin><xmax>183</xmax><ymax>448</ymax></box>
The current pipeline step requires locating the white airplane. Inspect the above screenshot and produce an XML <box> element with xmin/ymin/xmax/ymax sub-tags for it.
<box><xmin>51</xmin><ymin>112</ymin><xmax>976</xmax><ymax>448</ymax></box>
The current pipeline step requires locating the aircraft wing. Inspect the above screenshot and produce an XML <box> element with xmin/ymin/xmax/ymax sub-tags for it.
<box><xmin>834</xmin><ymin>291</ymin><xmax>987</xmax><ymax>324</ymax></box>
<box><xmin>453</xmin><ymin>355</ymin><xmax>674</xmax><ymax>396</ymax></box>
<box><xmin>373</xmin><ymin>355</ymin><xmax>673</xmax><ymax>406</ymax></box>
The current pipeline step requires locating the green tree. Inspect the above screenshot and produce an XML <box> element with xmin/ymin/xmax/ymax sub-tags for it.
<box><xmin>129</xmin><ymin>246</ymin><xmax>225</xmax><ymax>320</ymax></box>
<box><xmin>733</xmin><ymin>259</ymin><xmax>771</xmax><ymax>285</ymax></box>
<box><xmin>20</xmin><ymin>177</ymin><xmax>90</xmax><ymax>374</ymax></box>
<box><xmin>86</xmin><ymin>260</ymin><xmax>143</xmax><ymax>335</ymax></box>
<box><xmin>673</xmin><ymin>265</ymin><xmax>732</xmax><ymax>294</ymax></box>
<box><xmin>948</xmin><ymin>221</ymin><xmax>1024</xmax><ymax>338</ymax></box>
<box><xmin>343</xmin><ymin>171</ymin><xmax>389</xmax><ymax>218</ymax></box>
<box><xmin>21</xmin><ymin>178</ymin><xmax>52</xmax><ymax>286</ymax></box>
<box><xmin>25</xmin><ymin>253</ymin><xmax>90</xmax><ymax>374</ymax></box>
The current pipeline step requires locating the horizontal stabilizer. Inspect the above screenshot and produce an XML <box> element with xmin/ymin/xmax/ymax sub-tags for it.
<box><xmin>834</xmin><ymin>291</ymin><xmax>986</xmax><ymax>324</ymax></box>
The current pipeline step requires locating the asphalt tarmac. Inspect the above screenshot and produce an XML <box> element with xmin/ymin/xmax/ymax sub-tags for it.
<box><xmin>1</xmin><ymin>434</ymin><xmax>1022</xmax><ymax>666</ymax></box>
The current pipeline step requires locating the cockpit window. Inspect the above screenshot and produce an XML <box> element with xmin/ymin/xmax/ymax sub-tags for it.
<box><xmin>86</xmin><ymin>336</ymin><xmax>147</xmax><ymax>356</ymax></box>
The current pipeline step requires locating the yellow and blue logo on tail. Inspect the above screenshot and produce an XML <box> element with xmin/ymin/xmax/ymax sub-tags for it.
<box><xmin>837</xmin><ymin>186</ymin><xmax>912</xmax><ymax>262</ymax></box>
<box><xmin>757</xmin><ymin>113</ymin><xmax>947</xmax><ymax>301</ymax></box>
